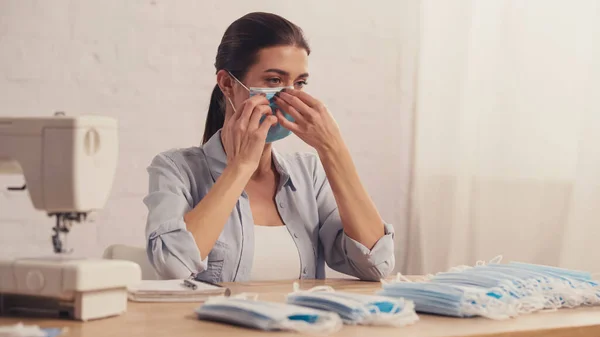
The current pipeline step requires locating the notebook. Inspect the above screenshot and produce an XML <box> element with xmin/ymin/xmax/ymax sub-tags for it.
<box><xmin>127</xmin><ymin>279</ymin><xmax>230</xmax><ymax>302</ymax></box>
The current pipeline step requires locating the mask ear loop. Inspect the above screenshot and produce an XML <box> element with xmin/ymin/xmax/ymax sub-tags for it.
<box><xmin>224</xmin><ymin>71</ymin><xmax>251</xmax><ymax>115</ymax></box>
<box><xmin>395</xmin><ymin>272</ymin><xmax>413</xmax><ymax>283</ymax></box>
<box><xmin>292</xmin><ymin>282</ymin><xmax>335</xmax><ymax>294</ymax></box>
<box><xmin>231</xmin><ymin>292</ymin><xmax>259</xmax><ymax>301</ymax></box>
<box><xmin>226</xmin><ymin>70</ymin><xmax>250</xmax><ymax>92</ymax></box>
<box><xmin>496</xmin><ymin>278</ymin><xmax>546</xmax><ymax>314</ymax></box>
<box><xmin>203</xmin><ymin>292</ymin><xmax>259</xmax><ymax>305</ymax></box>
<box><xmin>448</xmin><ymin>265</ymin><xmax>473</xmax><ymax>273</ymax></box>
<box><xmin>489</xmin><ymin>255</ymin><xmax>503</xmax><ymax>264</ymax></box>
<box><xmin>461</xmin><ymin>292</ymin><xmax>514</xmax><ymax>320</ymax></box>
<box><xmin>226</xmin><ymin>95</ymin><xmax>237</xmax><ymax>114</ymax></box>
<box><xmin>277</xmin><ymin>311</ymin><xmax>343</xmax><ymax>336</ymax></box>
<box><xmin>351</xmin><ymin>297</ymin><xmax>419</xmax><ymax>327</ymax></box>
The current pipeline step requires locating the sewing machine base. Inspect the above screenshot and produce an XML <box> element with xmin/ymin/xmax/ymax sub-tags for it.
<box><xmin>0</xmin><ymin>289</ymin><xmax>127</xmax><ymax>321</ymax></box>
<box><xmin>0</xmin><ymin>257</ymin><xmax>141</xmax><ymax>321</ymax></box>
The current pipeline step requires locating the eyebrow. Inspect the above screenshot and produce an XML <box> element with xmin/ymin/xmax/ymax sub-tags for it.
<box><xmin>264</xmin><ymin>68</ymin><xmax>309</xmax><ymax>78</ymax></box>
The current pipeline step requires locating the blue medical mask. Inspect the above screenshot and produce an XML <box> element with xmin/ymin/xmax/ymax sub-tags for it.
<box><xmin>286</xmin><ymin>283</ymin><xmax>419</xmax><ymax>327</ymax></box>
<box><xmin>434</xmin><ymin>260</ymin><xmax>600</xmax><ymax>310</ymax></box>
<box><xmin>227</xmin><ymin>72</ymin><xmax>294</xmax><ymax>143</ymax></box>
<box><xmin>486</xmin><ymin>263</ymin><xmax>600</xmax><ymax>307</ymax></box>
<box><xmin>507</xmin><ymin>262</ymin><xmax>594</xmax><ymax>282</ymax></box>
<box><xmin>477</xmin><ymin>264</ymin><xmax>574</xmax><ymax>308</ymax></box>
<box><xmin>505</xmin><ymin>262</ymin><xmax>600</xmax><ymax>305</ymax></box>
<box><xmin>195</xmin><ymin>295</ymin><xmax>342</xmax><ymax>333</ymax></box>
<box><xmin>378</xmin><ymin>281</ymin><xmax>516</xmax><ymax>320</ymax></box>
<box><xmin>430</xmin><ymin>270</ymin><xmax>547</xmax><ymax>314</ymax></box>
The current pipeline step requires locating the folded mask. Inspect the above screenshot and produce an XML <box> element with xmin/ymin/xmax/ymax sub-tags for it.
<box><xmin>430</xmin><ymin>270</ymin><xmax>547</xmax><ymax>314</ymax></box>
<box><xmin>249</xmin><ymin>87</ymin><xmax>295</xmax><ymax>143</ymax></box>
<box><xmin>227</xmin><ymin>71</ymin><xmax>294</xmax><ymax>143</ymax></box>
<box><xmin>475</xmin><ymin>264</ymin><xmax>585</xmax><ymax>309</ymax></box>
<box><xmin>286</xmin><ymin>283</ymin><xmax>419</xmax><ymax>327</ymax></box>
<box><xmin>508</xmin><ymin>262</ymin><xmax>594</xmax><ymax>281</ymax></box>
<box><xmin>431</xmin><ymin>256</ymin><xmax>600</xmax><ymax>311</ymax></box>
<box><xmin>491</xmin><ymin>263</ymin><xmax>600</xmax><ymax>307</ymax></box>
<box><xmin>378</xmin><ymin>281</ymin><xmax>516</xmax><ymax>320</ymax></box>
<box><xmin>507</xmin><ymin>262</ymin><xmax>600</xmax><ymax>304</ymax></box>
<box><xmin>195</xmin><ymin>294</ymin><xmax>342</xmax><ymax>334</ymax></box>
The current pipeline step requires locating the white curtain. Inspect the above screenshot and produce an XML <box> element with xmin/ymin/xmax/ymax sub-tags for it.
<box><xmin>408</xmin><ymin>0</ymin><xmax>600</xmax><ymax>274</ymax></box>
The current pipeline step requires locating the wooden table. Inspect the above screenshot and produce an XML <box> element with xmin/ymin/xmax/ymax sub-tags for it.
<box><xmin>1</xmin><ymin>279</ymin><xmax>600</xmax><ymax>337</ymax></box>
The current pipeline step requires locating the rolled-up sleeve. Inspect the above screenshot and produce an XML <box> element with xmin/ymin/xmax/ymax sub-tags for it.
<box><xmin>143</xmin><ymin>153</ymin><xmax>207</xmax><ymax>279</ymax></box>
<box><xmin>314</xmin><ymin>159</ymin><xmax>395</xmax><ymax>281</ymax></box>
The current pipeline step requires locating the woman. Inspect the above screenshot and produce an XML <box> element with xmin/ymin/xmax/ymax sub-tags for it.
<box><xmin>144</xmin><ymin>12</ymin><xmax>395</xmax><ymax>282</ymax></box>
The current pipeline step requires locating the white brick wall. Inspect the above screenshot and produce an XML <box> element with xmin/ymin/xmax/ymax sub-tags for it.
<box><xmin>0</xmin><ymin>1</ymin><xmax>419</xmax><ymax>272</ymax></box>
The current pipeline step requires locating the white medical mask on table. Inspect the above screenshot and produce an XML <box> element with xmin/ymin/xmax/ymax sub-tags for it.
<box><xmin>286</xmin><ymin>283</ymin><xmax>419</xmax><ymax>327</ymax></box>
<box><xmin>226</xmin><ymin>71</ymin><xmax>295</xmax><ymax>143</ymax></box>
<box><xmin>195</xmin><ymin>294</ymin><xmax>342</xmax><ymax>334</ymax></box>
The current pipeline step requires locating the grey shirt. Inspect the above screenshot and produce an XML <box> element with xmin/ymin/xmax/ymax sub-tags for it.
<box><xmin>143</xmin><ymin>130</ymin><xmax>395</xmax><ymax>282</ymax></box>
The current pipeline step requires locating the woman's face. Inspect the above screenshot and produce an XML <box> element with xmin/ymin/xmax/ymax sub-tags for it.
<box><xmin>226</xmin><ymin>45</ymin><xmax>309</xmax><ymax>115</ymax></box>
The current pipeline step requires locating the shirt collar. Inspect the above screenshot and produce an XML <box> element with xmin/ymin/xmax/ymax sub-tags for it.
<box><xmin>202</xmin><ymin>130</ymin><xmax>295</xmax><ymax>190</ymax></box>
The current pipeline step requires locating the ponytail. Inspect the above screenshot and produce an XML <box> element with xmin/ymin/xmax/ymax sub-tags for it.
<box><xmin>202</xmin><ymin>84</ymin><xmax>226</xmax><ymax>144</ymax></box>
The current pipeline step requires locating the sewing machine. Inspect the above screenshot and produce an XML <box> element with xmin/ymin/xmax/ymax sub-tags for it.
<box><xmin>0</xmin><ymin>114</ymin><xmax>141</xmax><ymax>321</ymax></box>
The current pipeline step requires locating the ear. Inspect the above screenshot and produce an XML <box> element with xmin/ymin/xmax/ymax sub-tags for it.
<box><xmin>216</xmin><ymin>70</ymin><xmax>234</xmax><ymax>98</ymax></box>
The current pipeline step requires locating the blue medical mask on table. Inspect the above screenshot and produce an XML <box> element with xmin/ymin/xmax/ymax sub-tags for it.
<box><xmin>195</xmin><ymin>294</ymin><xmax>342</xmax><ymax>334</ymax></box>
<box><xmin>429</xmin><ymin>270</ymin><xmax>547</xmax><ymax>314</ymax></box>
<box><xmin>377</xmin><ymin>281</ymin><xmax>516</xmax><ymax>320</ymax></box>
<box><xmin>286</xmin><ymin>283</ymin><xmax>419</xmax><ymax>327</ymax></box>
<box><xmin>507</xmin><ymin>262</ymin><xmax>595</xmax><ymax>282</ymax></box>
<box><xmin>474</xmin><ymin>264</ymin><xmax>586</xmax><ymax>309</ymax></box>
<box><xmin>429</xmin><ymin>256</ymin><xmax>600</xmax><ymax>310</ymax></box>
<box><xmin>507</xmin><ymin>262</ymin><xmax>600</xmax><ymax>301</ymax></box>
<box><xmin>500</xmin><ymin>262</ymin><xmax>600</xmax><ymax>307</ymax></box>
<box><xmin>227</xmin><ymin>72</ymin><xmax>295</xmax><ymax>143</ymax></box>
<box><xmin>0</xmin><ymin>323</ymin><xmax>65</xmax><ymax>337</ymax></box>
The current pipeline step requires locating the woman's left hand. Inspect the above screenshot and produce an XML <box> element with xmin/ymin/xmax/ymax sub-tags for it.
<box><xmin>273</xmin><ymin>89</ymin><xmax>343</xmax><ymax>153</ymax></box>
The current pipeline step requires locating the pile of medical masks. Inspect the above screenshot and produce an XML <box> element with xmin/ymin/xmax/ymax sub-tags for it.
<box><xmin>378</xmin><ymin>257</ymin><xmax>600</xmax><ymax>320</ymax></box>
<box><xmin>286</xmin><ymin>283</ymin><xmax>419</xmax><ymax>327</ymax></box>
<box><xmin>195</xmin><ymin>284</ymin><xmax>419</xmax><ymax>334</ymax></box>
<box><xmin>195</xmin><ymin>294</ymin><xmax>343</xmax><ymax>334</ymax></box>
<box><xmin>195</xmin><ymin>258</ymin><xmax>597</xmax><ymax>333</ymax></box>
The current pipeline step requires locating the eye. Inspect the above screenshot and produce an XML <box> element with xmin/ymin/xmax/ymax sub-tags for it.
<box><xmin>267</xmin><ymin>78</ymin><xmax>282</xmax><ymax>86</ymax></box>
<box><xmin>295</xmin><ymin>80</ymin><xmax>308</xmax><ymax>89</ymax></box>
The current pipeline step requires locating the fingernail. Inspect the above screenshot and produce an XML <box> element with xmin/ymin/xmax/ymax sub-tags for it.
<box><xmin>274</xmin><ymin>92</ymin><xmax>280</xmax><ymax>97</ymax></box>
<box><xmin>280</xmin><ymin>88</ymin><xmax>286</xmax><ymax>93</ymax></box>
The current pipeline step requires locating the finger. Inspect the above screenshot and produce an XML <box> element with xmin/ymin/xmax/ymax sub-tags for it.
<box><xmin>257</xmin><ymin>115</ymin><xmax>278</xmax><ymax>136</ymax></box>
<box><xmin>276</xmin><ymin>91</ymin><xmax>313</xmax><ymax>116</ymax></box>
<box><xmin>281</xmin><ymin>88</ymin><xmax>320</xmax><ymax>109</ymax></box>
<box><xmin>249</xmin><ymin>105</ymin><xmax>272</xmax><ymax>131</ymax></box>
<box><xmin>276</xmin><ymin>110</ymin><xmax>301</xmax><ymax>133</ymax></box>
<box><xmin>237</xmin><ymin>94</ymin><xmax>268</xmax><ymax>120</ymax></box>
<box><xmin>273</xmin><ymin>96</ymin><xmax>305</xmax><ymax>123</ymax></box>
<box><xmin>238</xmin><ymin>94</ymin><xmax>269</xmax><ymax>127</ymax></box>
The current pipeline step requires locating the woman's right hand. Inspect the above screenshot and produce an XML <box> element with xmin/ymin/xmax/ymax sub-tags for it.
<box><xmin>221</xmin><ymin>94</ymin><xmax>277</xmax><ymax>171</ymax></box>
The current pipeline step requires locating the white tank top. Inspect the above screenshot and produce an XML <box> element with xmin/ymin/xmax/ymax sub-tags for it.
<box><xmin>250</xmin><ymin>225</ymin><xmax>301</xmax><ymax>281</ymax></box>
